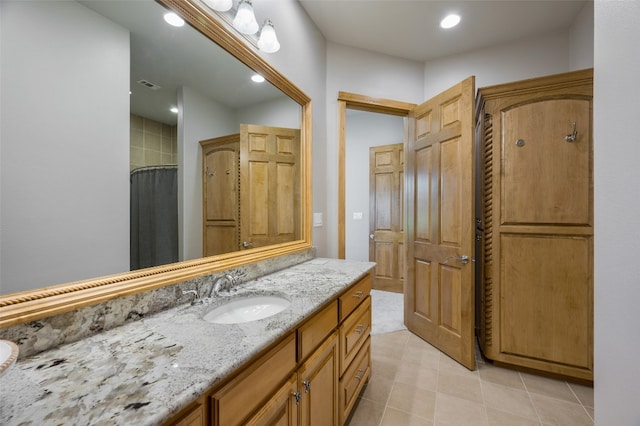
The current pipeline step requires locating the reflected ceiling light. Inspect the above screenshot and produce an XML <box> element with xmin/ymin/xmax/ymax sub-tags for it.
<box><xmin>164</xmin><ymin>12</ymin><xmax>185</xmax><ymax>27</ymax></box>
<box><xmin>258</xmin><ymin>20</ymin><xmax>280</xmax><ymax>53</ymax></box>
<box><xmin>233</xmin><ymin>0</ymin><xmax>259</xmax><ymax>35</ymax></box>
<box><xmin>251</xmin><ymin>74</ymin><xmax>265</xmax><ymax>83</ymax></box>
<box><xmin>170</xmin><ymin>107</ymin><xmax>179</xmax><ymax>114</ymax></box>
<box><xmin>440</xmin><ymin>14</ymin><xmax>461</xmax><ymax>29</ymax></box>
<box><xmin>202</xmin><ymin>0</ymin><xmax>232</xmax><ymax>12</ymax></box>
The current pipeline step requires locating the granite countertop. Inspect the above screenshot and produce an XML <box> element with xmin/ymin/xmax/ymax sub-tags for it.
<box><xmin>0</xmin><ymin>258</ymin><xmax>375</xmax><ymax>426</ymax></box>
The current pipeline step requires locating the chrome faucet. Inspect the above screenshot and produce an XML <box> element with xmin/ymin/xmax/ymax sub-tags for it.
<box><xmin>210</xmin><ymin>274</ymin><xmax>235</xmax><ymax>297</ymax></box>
<box><xmin>182</xmin><ymin>289</ymin><xmax>203</xmax><ymax>305</ymax></box>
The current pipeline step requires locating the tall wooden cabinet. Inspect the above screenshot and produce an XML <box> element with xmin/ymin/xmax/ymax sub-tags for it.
<box><xmin>475</xmin><ymin>69</ymin><xmax>593</xmax><ymax>381</ymax></box>
<box><xmin>200</xmin><ymin>125</ymin><xmax>301</xmax><ymax>257</ymax></box>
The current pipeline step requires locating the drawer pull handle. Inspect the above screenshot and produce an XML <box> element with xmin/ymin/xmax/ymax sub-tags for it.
<box><xmin>355</xmin><ymin>369</ymin><xmax>365</xmax><ymax>380</ymax></box>
<box><xmin>353</xmin><ymin>291</ymin><xmax>365</xmax><ymax>299</ymax></box>
<box><xmin>355</xmin><ymin>324</ymin><xmax>366</xmax><ymax>334</ymax></box>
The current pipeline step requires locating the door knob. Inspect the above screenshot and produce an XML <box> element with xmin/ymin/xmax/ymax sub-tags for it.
<box><xmin>242</xmin><ymin>241</ymin><xmax>253</xmax><ymax>248</ymax></box>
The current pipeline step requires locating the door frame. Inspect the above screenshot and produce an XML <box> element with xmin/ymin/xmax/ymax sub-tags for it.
<box><xmin>337</xmin><ymin>92</ymin><xmax>416</xmax><ymax>259</ymax></box>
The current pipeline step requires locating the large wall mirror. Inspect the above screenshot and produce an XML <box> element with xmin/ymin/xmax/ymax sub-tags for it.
<box><xmin>0</xmin><ymin>0</ymin><xmax>311</xmax><ymax>327</ymax></box>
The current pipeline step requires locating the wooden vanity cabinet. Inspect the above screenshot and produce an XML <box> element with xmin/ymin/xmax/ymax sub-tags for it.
<box><xmin>476</xmin><ymin>69</ymin><xmax>593</xmax><ymax>381</ymax></box>
<box><xmin>338</xmin><ymin>274</ymin><xmax>371</xmax><ymax>424</ymax></box>
<box><xmin>162</xmin><ymin>273</ymin><xmax>372</xmax><ymax>426</ymax></box>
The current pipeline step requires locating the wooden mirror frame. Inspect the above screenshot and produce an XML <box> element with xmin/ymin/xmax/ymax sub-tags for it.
<box><xmin>0</xmin><ymin>0</ymin><xmax>312</xmax><ymax>329</ymax></box>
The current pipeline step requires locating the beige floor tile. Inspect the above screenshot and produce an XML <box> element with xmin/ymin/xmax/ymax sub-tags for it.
<box><xmin>381</xmin><ymin>407</ymin><xmax>434</xmax><ymax>425</ymax></box>
<box><xmin>568</xmin><ymin>383</ymin><xmax>594</xmax><ymax>408</ymax></box>
<box><xmin>585</xmin><ymin>406</ymin><xmax>594</xmax><ymax>421</ymax></box>
<box><xmin>478</xmin><ymin>362</ymin><xmax>526</xmax><ymax>390</ymax></box>
<box><xmin>372</xmin><ymin>330</ymin><xmax>411</xmax><ymax>350</ymax></box>
<box><xmin>439</xmin><ymin>352</ymin><xmax>478</xmax><ymax>377</ymax></box>
<box><xmin>406</xmin><ymin>333</ymin><xmax>442</xmax><ymax>354</ymax></box>
<box><xmin>485</xmin><ymin>407</ymin><xmax>541</xmax><ymax>426</ymax></box>
<box><xmin>346</xmin><ymin>397</ymin><xmax>385</xmax><ymax>426</ymax></box>
<box><xmin>522</xmin><ymin>373</ymin><xmax>579</xmax><ymax>403</ymax></box>
<box><xmin>387</xmin><ymin>382</ymin><xmax>436</xmax><ymax>420</ymax></box>
<box><xmin>401</xmin><ymin>345</ymin><xmax>441</xmax><ymax>371</ymax></box>
<box><xmin>395</xmin><ymin>364</ymin><xmax>438</xmax><ymax>392</ymax></box>
<box><xmin>435</xmin><ymin>392</ymin><xmax>488</xmax><ymax>426</ymax></box>
<box><xmin>481</xmin><ymin>381</ymin><xmax>538</xmax><ymax>420</ymax></box>
<box><xmin>361</xmin><ymin>375</ymin><xmax>395</xmax><ymax>404</ymax></box>
<box><xmin>438</xmin><ymin>370</ymin><xmax>483</xmax><ymax>403</ymax></box>
<box><xmin>530</xmin><ymin>393</ymin><xmax>594</xmax><ymax>426</ymax></box>
<box><xmin>371</xmin><ymin>354</ymin><xmax>400</xmax><ymax>381</ymax></box>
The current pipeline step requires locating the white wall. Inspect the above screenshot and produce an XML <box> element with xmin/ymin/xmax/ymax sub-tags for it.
<box><xmin>570</xmin><ymin>1</ymin><xmax>594</xmax><ymax>71</ymax></box>
<box><xmin>423</xmin><ymin>30</ymin><xmax>571</xmax><ymax>99</ymax></box>
<box><xmin>594</xmin><ymin>2</ymin><xmax>640</xmax><ymax>424</ymax></box>
<box><xmin>325</xmin><ymin>43</ymin><xmax>424</xmax><ymax>258</ymax></box>
<box><xmin>0</xmin><ymin>1</ymin><xmax>130</xmax><ymax>294</ymax></box>
<box><xmin>345</xmin><ymin>112</ymin><xmax>404</xmax><ymax>261</ymax></box>
<box><xmin>236</xmin><ymin>96</ymin><xmax>301</xmax><ymax>129</ymax></box>
<box><xmin>177</xmin><ymin>86</ymin><xmax>237</xmax><ymax>262</ymax></box>
<box><xmin>253</xmin><ymin>0</ymin><xmax>329</xmax><ymax>255</ymax></box>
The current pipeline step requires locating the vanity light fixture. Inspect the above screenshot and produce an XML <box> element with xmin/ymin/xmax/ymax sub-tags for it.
<box><xmin>440</xmin><ymin>13</ymin><xmax>461</xmax><ymax>29</ymax></box>
<box><xmin>163</xmin><ymin>12</ymin><xmax>185</xmax><ymax>27</ymax></box>
<box><xmin>201</xmin><ymin>0</ymin><xmax>232</xmax><ymax>12</ymax></box>
<box><xmin>233</xmin><ymin>0</ymin><xmax>259</xmax><ymax>35</ymax></box>
<box><xmin>251</xmin><ymin>74</ymin><xmax>265</xmax><ymax>83</ymax></box>
<box><xmin>257</xmin><ymin>19</ymin><xmax>280</xmax><ymax>53</ymax></box>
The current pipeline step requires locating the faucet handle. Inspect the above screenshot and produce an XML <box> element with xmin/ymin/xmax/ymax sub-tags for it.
<box><xmin>182</xmin><ymin>289</ymin><xmax>203</xmax><ymax>305</ymax></box>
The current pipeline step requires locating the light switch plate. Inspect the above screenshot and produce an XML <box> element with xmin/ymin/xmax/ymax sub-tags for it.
<box><xmin>353</xmin><ymin>212</ymin><xmax>363</xmax><ymax>220</ymax></box>
<box><xmin>313</xmin><ymin>212</ymin><xmax>323</xmax><ymax>227</ymax></box>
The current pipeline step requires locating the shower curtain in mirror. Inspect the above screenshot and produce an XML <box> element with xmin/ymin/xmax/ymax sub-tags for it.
<box><xmin>130</xmin><ymin>165</ymin><xmax>178</xmax><ymax>270</ymax></box>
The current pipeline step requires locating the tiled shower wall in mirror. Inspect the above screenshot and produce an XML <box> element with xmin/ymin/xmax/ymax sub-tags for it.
<box><xmin>130</xmin><ymin>114</ymin><xmax>177</xmax><ymax>170</ymax></box>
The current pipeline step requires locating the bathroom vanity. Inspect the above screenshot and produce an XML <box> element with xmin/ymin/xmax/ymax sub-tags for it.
<box><xmin>0</xmin><ymin>259</ymin><xmax>374</xmax><ymax>425</ymax></box>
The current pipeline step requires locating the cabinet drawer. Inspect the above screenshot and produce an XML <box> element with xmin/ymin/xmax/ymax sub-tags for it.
<box><xmin>339</xmin><ymin>274</ymin><xmax>371</xmax><ymax>322</ymax></box>
<box><xmin>339</xmin><ymin>337</ymin><xmax>371</xmax><ymax>424</ymax></box>
<box><xmin>298</xmin><ymin>301</ymin><xmax>338</xmax><ymax>361</ymax></box>
<box><xmin>339</xmin><ymin>296</ymin><xmax>371</xmax><ymax>375</ymax></box>
<box><xmin>212</xmin><ymin>333</ymin><xmax>296</xmax><ymax>426</ymax></box>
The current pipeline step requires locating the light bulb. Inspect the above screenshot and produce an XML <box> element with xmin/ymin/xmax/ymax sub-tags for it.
<box><xmin>163</xmin><ymin>12</ymin><xmax>185</xmax><ymax>27</ymax></box>
<box><xmin>258</xmin><ymin>20</ymin><xmax>280</xmax><ymax>53</ymax></box>
<box><xmin>233</xmin><ymin>0</ymin><xmax>259</xmax><ymax>35</ymax></box>
<box><xmin>202</xmin><ymin>0</ymin><xmax>232</xmax><ymax>12</ymax></box>
<box><xmin>440</xmin><ymin>14</ymin><xmax>461</xmax><ymax>29</ymax></box>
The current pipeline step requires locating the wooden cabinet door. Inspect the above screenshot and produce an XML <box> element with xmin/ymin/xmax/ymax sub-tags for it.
<box><xmin>405</xmin><ymin>76</ymin><xmax>476</xmax><ymax>370</ymax></box>
<box><xmin>298</xmin><ymin>332</ymin><xmax>338</xmax><ymax>426</ymax></box>
<box><xmin>246</xmin><ymin>374</ymin><xmax>299</xmax><ymax>426</ymax></box>
<box><xmin>369</xmin><ymin>143</ymin><xmax>404</xmax><ymax>293</ymax></box>
<box><xmin>240</xmin><ymin>124</ymin><xmax>301</xmax><ymax>250</ymax></box>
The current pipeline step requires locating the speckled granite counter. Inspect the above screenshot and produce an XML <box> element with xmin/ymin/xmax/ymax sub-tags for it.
<box><xmin>0</xmin><ymin>258</ymin><xmax>374</xmax><ymax>426</ymax></box>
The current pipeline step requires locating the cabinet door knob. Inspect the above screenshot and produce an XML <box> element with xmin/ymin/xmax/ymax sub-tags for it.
<box><xmin>303</xmin><ymin>380</ymin><xmax>311</xmax><ymax>393</ymax></box>
<box><xmin>293</xmin><ymin>391</ymin><xmax>301</xmax><ymax>404</ymax></box>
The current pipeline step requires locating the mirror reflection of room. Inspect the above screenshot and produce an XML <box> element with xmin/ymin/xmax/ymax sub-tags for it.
<box><xmin>0</xmin><ymin>0</ymin><xmax>301</xmax><ymax>295</ymax></box>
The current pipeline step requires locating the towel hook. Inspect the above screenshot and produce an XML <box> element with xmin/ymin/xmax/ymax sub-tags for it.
<box><xmin>565</xmin><ymin>122</ymin><xmax>578</xmax><ymax>143</ymax></box>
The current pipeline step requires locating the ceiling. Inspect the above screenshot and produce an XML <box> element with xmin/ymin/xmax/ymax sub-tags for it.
<box><xmin>80</xmin><ymin>0</ymin><xmax>286</xmax><ymax>125</ymax></box>
<box><xmin>298</xmin><ymin>0</ymin><xmax>589</xmax><ymax>62</ymax></box>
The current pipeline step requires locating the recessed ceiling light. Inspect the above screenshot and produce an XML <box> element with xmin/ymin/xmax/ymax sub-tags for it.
<box><xmin>170</xmin><ymin>107</ymin><xmax>179</xmax><ymax>114</ymax></box>
<box><xmin>164</xmin><ymin>12</ymin><xmax>185</xmax><ymax>27</ymax></box>
<box><xmin>440</xmin><ymin>14</ymin><xmax>461</xmax><ymax>29</ymax></box>
<box><xmin>251</xmin><ymin>74</ymin><xmax>265</xmax><ymax>83</ymax></box>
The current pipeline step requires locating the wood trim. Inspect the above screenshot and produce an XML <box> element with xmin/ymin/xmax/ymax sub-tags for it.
<box><xmin>0</xmin><ymin>0</ymin><xmax>312</xmax><ymax>329</ymax></box>
<box><xmin>337</xmin><ymin>92</ymin><xmax>415</xmax><ymax>259</ymax></box>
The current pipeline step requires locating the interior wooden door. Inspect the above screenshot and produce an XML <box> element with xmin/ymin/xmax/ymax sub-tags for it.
<box><xmin>405</xmin><ymin>76</ymin><xmax>476</xmax><ymax>369</ymax></box>
<box><xmin>369</xmin><ymin>143</ymin><xmax>404</xmax><ymax>293</ymax></box>
<box><xmin>200</xmin><ymin>135</ymin><xmax>240</xmax><ymax>256</ymax></box>
<box><xmin>240</xmin><ymin>124</ymin><xmax>301</xmax><ymax>250</ymax></box>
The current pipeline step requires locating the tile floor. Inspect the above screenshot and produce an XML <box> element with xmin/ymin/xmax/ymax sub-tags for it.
<box><xmin>348</xmin><ymin>293</ymin><xmax>594</xmax><ymax>425</ymax></box>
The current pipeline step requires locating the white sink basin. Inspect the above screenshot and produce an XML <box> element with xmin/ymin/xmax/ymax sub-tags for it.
<box><xmin>0</xmin><ymin>340</ymin><xmax>19</xmax><ymax>377</ymax></box>
<box><xmin>203</xmin><ymin>295</ymin><xmax>290</xmax><ymax>324</ymax></box>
